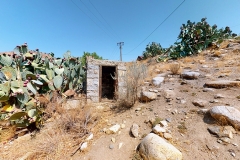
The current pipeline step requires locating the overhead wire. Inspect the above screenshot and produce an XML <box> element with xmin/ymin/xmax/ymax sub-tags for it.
<box><xmin>124</xmin><ymin>0</ymin><xmax>186</xmax><ymax>55</ymax></box>
<box><xmin>88</xmin><ymin>0</ymin><xmax>122</xmax><ymax>40</ymax></box>
<box><xmin>70</xmin><ymin>0</ymin><xmax>118</xmax><ymax>42</ymax></box>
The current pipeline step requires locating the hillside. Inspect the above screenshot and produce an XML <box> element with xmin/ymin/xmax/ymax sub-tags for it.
<box><xmin>1</xmin><ymin>38</ymin><xmax>240</xmax><ymax>160</ymax></box>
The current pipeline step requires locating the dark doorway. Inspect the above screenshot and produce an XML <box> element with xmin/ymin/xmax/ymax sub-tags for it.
<box><xmin>100</xmin><ymin>66</ymin><xmax>116</xmax><ymax>100</ymax></box>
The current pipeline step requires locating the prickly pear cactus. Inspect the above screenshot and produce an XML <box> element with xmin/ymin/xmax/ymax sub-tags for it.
<box><xmin>0</xmin><ymin>54</ymin><xmax>13</xmax><ymax>66</ymax></box>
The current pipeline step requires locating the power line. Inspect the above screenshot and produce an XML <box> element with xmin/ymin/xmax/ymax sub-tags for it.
<box><xmin>88</xmin><ymin>0</ymin><xmax>122</xmax><ymax>40</ymax></box>
<box><xmin>70</xmin><ymin>0</ymin><xmax>117</xmax><ymax>41</ymax></box>
<box><xmin>124</xmin><ymin>0</ymin><xmax>185</xmax><ymax>55</ymax></box>
<box><xmin>79</xmin><ymin>0</ymin><xmax>119</xmax><ymax>41</ymax></box>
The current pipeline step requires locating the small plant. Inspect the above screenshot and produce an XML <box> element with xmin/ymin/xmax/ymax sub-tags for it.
<box><xmin>177</xmin><ymin>122</ymin><xmax>187</xmax><ymax>133</ymax></box>
<box><xmin>152</xmin><ymin>117</ymin><xmax>163</xmax><ymax>127</ymax></box>
<box><xmin>169</xmin><ymin>63</ymin><xmax>180</xmax><ymax>75</ymax></box>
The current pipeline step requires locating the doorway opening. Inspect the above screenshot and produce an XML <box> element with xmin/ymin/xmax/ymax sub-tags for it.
<box><xmin>100</xmin><ymin>66</ymin><xmax>116</xmax><ymax>100</ymax></box>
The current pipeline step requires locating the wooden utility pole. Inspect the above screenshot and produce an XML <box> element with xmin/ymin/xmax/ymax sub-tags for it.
<box><xmin>117</xmin><ymin>42</ymin><xmax>124</xmax><ymax>61</ymax></box>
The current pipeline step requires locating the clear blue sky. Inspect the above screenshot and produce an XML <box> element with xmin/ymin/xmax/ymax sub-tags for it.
<box><xmin>0</xmin><ymin>0</ymin><xmax>240</xmax><ymax>61</ymax></box>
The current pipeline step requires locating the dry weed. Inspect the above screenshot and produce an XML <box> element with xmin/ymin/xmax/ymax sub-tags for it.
<box><xmin>169</xmin><ymin>63</ymin><xmax>180</xmax><ymax>75</ymax></box>
<box><xmin>118</xmin><ymin>62</ymin><xmax>147</xmax><ymax>106</ymax></box>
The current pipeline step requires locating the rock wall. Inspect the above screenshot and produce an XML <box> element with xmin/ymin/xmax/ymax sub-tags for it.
<box><xmin>86</xmin><ymin>56</ymin><xmax>127</xmax><ymax>103</ymax></box>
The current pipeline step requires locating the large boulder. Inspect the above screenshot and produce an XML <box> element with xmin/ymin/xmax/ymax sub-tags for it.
<box><xmin>138</xmin><ymin>133</ymin><xmax>182</xmax><ymax>160</ymax></box>
<box><xmin>209</xmin><ymin>106</ymin><xmax>240</xmax><ymax>130</ymax></box>
<box><xmin>139</xmin><ymin>91</ymin><xmax>157</xmax><ymax>102</ymax></box>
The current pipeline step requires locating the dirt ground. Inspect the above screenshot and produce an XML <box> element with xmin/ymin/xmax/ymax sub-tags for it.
<box><xmin>1</xmin><ymin>39</ymin><xmax>240</xmax><ymax>160</ymax></box>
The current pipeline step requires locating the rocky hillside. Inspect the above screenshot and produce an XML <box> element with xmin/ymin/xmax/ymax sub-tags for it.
<box><xmin>1</xmin><ymin>39</ymin><xmax>240</xmax><ymax>160</ymax></box>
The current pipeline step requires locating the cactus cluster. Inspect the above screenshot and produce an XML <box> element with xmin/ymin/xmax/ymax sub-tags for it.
<box><xmin>141</xmin><ymin>18</ymin><xmax>237</xmax><ymax>61</ymax></box>
<box><xmin>0</xmin><ymin>43</ymin><xmax>85</xmax><ymax>128</ymax></box>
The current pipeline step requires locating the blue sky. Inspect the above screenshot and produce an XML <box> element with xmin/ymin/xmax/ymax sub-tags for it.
<box><xmin>0</xmin><ymin>0</ymin><xmax>240</xmax><ymax>61</ymax></box>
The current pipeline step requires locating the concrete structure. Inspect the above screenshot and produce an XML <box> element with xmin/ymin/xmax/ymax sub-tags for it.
<box><xmin>86</xmin><ymin>56</ymin><xmax>127</xmax><ymax>103</ymax></box>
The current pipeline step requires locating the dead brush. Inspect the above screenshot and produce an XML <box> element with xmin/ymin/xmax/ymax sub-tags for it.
<box><xmin>169</xmin><ymin>63</ymin><xmax>180</xmax><ymax>75</ymax></box>
<box><xmin>118</xmin><ymin>62</ymin><xmax>147</xmax><ymax>107</ymax></box>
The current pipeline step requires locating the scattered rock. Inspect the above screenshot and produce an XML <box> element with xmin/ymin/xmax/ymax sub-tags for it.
<box><xmin>152</xmin><ymin>77</ymin><xmax>164</xmax><ymax>86</ymax></box>
<box><xmin>119</xmin><ymin>142</ymin><xmax>123</xmax><ymax>149</ymax></box>
<box><xmin>121</xmin><ymin>124</ymin><xmax>125</xmax><ymax>129</ymax></box>
<box><xmin>209</xmin><ymin>106</ymin><xmax>240</xmax><ymax>129</ymax></box>
<box><xmin>197</xmin><ymin>109</ymin><xmax>209</xmax><ymax>114</ymax></box>
<box><xmin>86</xmin><ymin>133</ymin><xmax>93</xmax><ymax>141</ymax></box>
<box><xmin>165</xmin><ymin>118</ymin><xmax>172</xmax><ymax>123</ymax></box>
<box><xmin>139</xmin><ymin>91</ymin><xmax>157</xmax><ymax>102</ymax></box>
<box><xmin>207</xmin><ymin>126</ymin><xmax>221</xmax><ymax>136</ymax></box>
<box><xmin>192</xmin><ymin>99</ymin><xmax>208</xmax><ymax>108</ymax></box>
<box><xmin>214</xmin><ymin>94</ymin><xmax>225</xmax><ymax>99</ymax></box>
<box><xmin>163</xmin><ymin>133</ymin><xmax>172</xmax><ymax>140</ymax></box>
<box><xmin>109</xmin><ymin>144</ymin><xmax>114</xmax><ymax>149</ymax></box>
<box><xmin>107</xmin><ymin>124</ymin><xmax>121</xmax><ymax>134</ymax></box>
<box><xmin>163</xmin><ymin>89</ymin><xmax>176</xmax><ymax>100</ymax></box>
<box><xmin>219</xmin><ymin>137</ymin><xmax>231</xmax><ymax>144</ymax></box>
<box><xmin>203</xmin><ymin>88</ymin><xmax>215</xmax><ymax>92</ymax></box>
<box><xmin>80</xmin><ymin>142</ymin><xmax>88</xmax><ymax>151</ymax></box>
<box><xmin>152</xmin><ymin>124</ymin><xmax>166</xmax><ymax>136</ymax></box>
<box><xmin>131</xmin><ymin>123</ymin><xmax>139</xmax><ymax>138</ymax></box>
<box><xmin>160</xmin><ymin>120</ymin><xmax>168</xmax><ymax>127</ymax></box>
<box><xmin>205</xmin><ymin>80</ymin><xmax>240</xmax><ymax>88</ymax></box>
<box><xmin>111</xmin><ymin>137</ymin><xmax>116</xmax><ymax>143</ymax></box>
<box><xmin>138</xmin><ymin>133</ymin><xmax>182</xmax><ymax>160</ymax></box>
<box><xmin>181</xmin><ymin>71</ymin><xmax>200</xmax><ymax>79</ymax></box>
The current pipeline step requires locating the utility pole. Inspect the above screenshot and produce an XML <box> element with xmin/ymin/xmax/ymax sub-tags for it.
<box><xmin>117</xmin><ymin>42</ymin><xmax>124</xmax><ymax>61</ymax></box>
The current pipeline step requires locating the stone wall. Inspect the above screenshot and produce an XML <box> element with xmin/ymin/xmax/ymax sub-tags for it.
<box><xmin>86</xmin><ymin>56</ymin><xmax>127</xmax><ymax>103</ymax></box>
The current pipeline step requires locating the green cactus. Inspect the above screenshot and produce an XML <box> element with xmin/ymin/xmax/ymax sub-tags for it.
<box><xmin>17</xmin><ymin>92</ymin><xmax>29</xmax><ymax>108</ymax></box>
<box><xmin>1</xmin><ymin>66</ymin><xmax>17</xmax><ymax>80</ymax></box>
<box><xmin>0</xmin><ymin>54</ymin><xmax>13</xmax><ymax>66</ymax></box>
<box><xmin>53</xmin><ymin>75</ymin><xmax>63</xmax><ymax>90</ymax></box>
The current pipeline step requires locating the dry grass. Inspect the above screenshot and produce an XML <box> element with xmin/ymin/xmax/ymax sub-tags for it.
<box><xmin>0</xmin><ymin>100</ymin><xmax>98</xmax><ymax>160</ymax></box>
<box><xmin>169</xmin><ymin>63</ymin><xmax>180</xmax><ymax>75</ymax></box>
<box><xmin>183</xmin><ymin>56</ymin><xmax>194</xmax><ymax>63</ymax></box>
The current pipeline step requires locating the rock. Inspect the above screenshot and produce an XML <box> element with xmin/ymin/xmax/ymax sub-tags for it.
<box><xmin>135</xmin><ymin>107</ymin><xmax>141</xmax><ymax>111</ymax></box>
<box><xmin>165</xmin><ymin>118</ymin><xmax>172</xmax><ymax>123</ymax></box>
<box><xmin>214</xmin><ymin>94</ymin><xmax>225</xmax><ymax>99</ymax></box>
<box><xmin>152</xmin><ymin>124</ymin><xmax>166</xmax><ymax>136</ymax></box>
<box><xmin>119</xmin><ymin>142</ymin><xmax>123</xmax><ymax>149</ymax></box>
<box><xmin>197</xmin><ymin>109</ymin><xmax>209</xmax><ymax>114</ymax></box>
<box><xmin>111</xmin><ymin>137</ymin><xmax>116</xmax><ymax>143</ymax></box>
<box><xmin>163</xmin><ymin>90</ymin><xmax>176</xmax><ymax>100</ymax></box>
<box><xmin>202</xmin><ymin>65</ymin><xmax>208</xmax><ymax>68</ymax></box>
<box><xmin>138</xmin><ymin>133</ymin><xmax>182</xmax><ymax>160</ymax></box>
<box><xmin>209</xmin><ymin>106</ymin><xmax>240</xmax><ymax>129</ymax></box>
<box><xmin>121</xmin><ymin>124</ymin><xmax>125</xmax><ymax>129</ymax></box>
<box><xmin>192</xmin><ymin>99</ymin><xmax>208</xmax><ymax>108</ymax></box>
<box><xmin>205</xmin><ymin>80</ymin><xmax>240</xmax><ymax>88</ymax></box>
<box><xmin>181</xmin><ymin>71</ymin><xmax>200</xmax><ymax>79</ymax></box>
<box><xmin>219</xmin><ymin>137</ymin><xmax>231</xmax><ymax>144</ymax></box>
<box><xmin>207</xmin><ymin>126</ymin><xmax>221</xmax><ymax>136</ymax></box>
<box><xmin>80</xmin><ymin>142</ymin><xmax>88</xmax><ymax>151</ymax></box>
<box><xmin>107</xmin><ymin>124</ymin><xmax>121</xmax><ymax>134</ymax></box>
<box><xmin>224</xmin><ymin>126</ymin><xmax>236</xmax><ymax>134</ymax></box>
<box><xmin>86</xmin><ymin>133</ymin><xmax>93</xmax><ymax>141</ymax></box>
<box><xmin>156</xmin><ymin>73</ymin><xmax>169</xmax><ymax>77</ymax></box>
<box><xmin>203</xmin><ymin>88</ymin><xmax>215</xmax><ymax>92</ymax></box>
<box><xmin>109</xmin><ymin>144</ymin><xmax>114</xmax><ymax>149</ymax></box>
<box><xmin>131</xmin><ymin>123</ymin><xmax>139</xmax><ymax>138</ymax></box>
<box><xmin>152</xmin><ymin>77</ymin><xmax>164</xmax><ymax>86</ymax></box>
<box><xmin>163</xmin><ymin>133</ymin><xmax>172</xmax><ymax>140</ymax></box>
<box><xmin>139</xmin><ymin>91</ymin><xmax>157</xmax><ymax>102</ymax></box>
<box><xmin>160</xmin><ymin>120</ymin><xmax>168</xmax><ymax>127</ymax></box>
